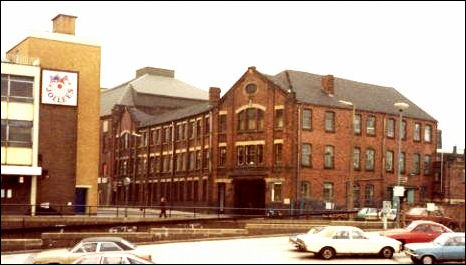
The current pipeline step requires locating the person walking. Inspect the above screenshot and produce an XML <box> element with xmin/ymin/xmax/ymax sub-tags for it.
<box><xmin>159</xmin><ymin>196</ymin><xmax>167</xmax><ymax>218</ymax></box>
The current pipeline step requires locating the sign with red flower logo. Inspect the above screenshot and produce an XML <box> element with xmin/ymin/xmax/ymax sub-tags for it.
<box><xmin>41</xmin><ymin>70</ymin><xmax>78</xmax><ymax>106</ymax></box>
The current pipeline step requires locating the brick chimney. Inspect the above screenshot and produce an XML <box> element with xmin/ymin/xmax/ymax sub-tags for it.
<box><xmin>52</xmin><ymin>14</ymin><xmax>77</xmax><ymax>35</ymax></box>
<box><xmin>136</xmin><ymin>67</ymin><xmax>174</xmax><ymax>78</ymax></box>
<box><xmin>209</xmin><ymin>87</ymin><xmax>221</xmax><ymax>104</ymax></box>
<box><xmin>321</xmin><ymin>75</ymin><xmax>334</xmax><ymax>96</ymax></box>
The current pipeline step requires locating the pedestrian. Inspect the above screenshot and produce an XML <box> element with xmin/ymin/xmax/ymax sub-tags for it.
<box><xmin>159</xmin><ymin>196</ymin><xmax>167</xmax><ymax>218</ymax></box>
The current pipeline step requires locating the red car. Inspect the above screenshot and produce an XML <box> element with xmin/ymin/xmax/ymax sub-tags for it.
<box><xmin>405</xmin><ymin>207</ymin><xmax>458</xmax><ymax>230</ymax></box>
<box><xmin>381</xmin><ymin>220</ymin><xmax>453</xmax><ymax>245</ymax></box>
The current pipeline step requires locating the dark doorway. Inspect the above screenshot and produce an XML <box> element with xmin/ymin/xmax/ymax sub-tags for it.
<box><xmin>217</xmin><ymin>183</ymin><xmax>225</xmax><ymax>213</ymax></box>
<box><xmin>75</xmin><ymin>188</ymin><xmax>87</xmax><ymax>215</ymax></box>
<box><xmin>233</xmin><ymin>178</ymin><xmax>265</xmax><ymax>216</ymax></box>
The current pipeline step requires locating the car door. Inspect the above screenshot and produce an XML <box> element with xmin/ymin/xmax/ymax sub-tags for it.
<box><xmin>442</xmin><ymin>236</ymin><xmax>465</xmax><ymax>260</ymax></box>
<box><xmin>427</xmin><ymin>225</ymin><xmax>444</xmax><ymax>242</ymax></box>
<box><xmin>331</xmin><ymin>229</ymin><xmax>351</xmax><ymax>253</ymax></box>
<box><xmin>411</xmin><ymin>224</ymin><xmax>432</xmax><ymax>243</ymax></box>
<box><xmin>350</xmin><ymin>230</ymin><xmax>374</xmax><ymax>254</ymax></box>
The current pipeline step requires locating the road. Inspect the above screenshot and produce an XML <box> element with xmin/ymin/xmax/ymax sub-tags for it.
<box><xmin>2</xmin><ymin>235</ymin><xmax>416</xmax><ymax>264</ymax></box>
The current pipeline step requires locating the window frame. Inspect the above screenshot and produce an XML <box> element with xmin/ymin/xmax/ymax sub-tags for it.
<box><xmin>324</xmin><ymin>111</ymin><xmax>335</xmax><ymax>133</ymax></box>
<box><xmin>324</xmin><ymin>145</ymin><xmax>335</xmax><ymax>169</ymax></box>
<box><xmin>366</xmin><ymin>115</ymin><xmax>376</xmax><ymax>136</ymax></box>
<box><xmin>302</xmin><ymin>109</ymin><xmax>312</xmax><ymax>130</ymax></box>
<box><xmin>365</xmin><ymin>148</ymin><xmax>375</xmax><ymax>171</ymax></box>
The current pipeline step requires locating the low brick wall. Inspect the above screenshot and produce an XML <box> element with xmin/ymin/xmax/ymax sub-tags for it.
<box><xmin>41</xmin><ymin>232</ymin><xmax>155</xmax><ymax>249</ymax></box>
<box><xmin>149</xmin><ymin>228</ymin><xmax>248</xmax><ymax>240</ymax></box>
<box><xmin>1</xmin><ymin>239</ymin><xmax>42</xmax><ymax>252</ymax></box>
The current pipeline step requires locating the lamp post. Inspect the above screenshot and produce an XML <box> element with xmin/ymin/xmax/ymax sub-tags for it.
<box><xmin>339</xmin><ymin>100</ymin><xmax>355</xmax><ymax>211</ymax></box>
<box><xmin>123</xmin><ymin>176</ymin><xmax>131</xmax><ymax>217</ymax></box>
<box><xmin>394</xmin><ymin>102</ymin><xmax>409</xmax><ymax>228</ymax></box>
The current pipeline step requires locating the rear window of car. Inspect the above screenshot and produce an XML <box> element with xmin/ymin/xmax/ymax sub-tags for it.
<box><xmin>116</xmin><ymin>239</ymin><xmax>136</xmax><ymax>250</ymax></box>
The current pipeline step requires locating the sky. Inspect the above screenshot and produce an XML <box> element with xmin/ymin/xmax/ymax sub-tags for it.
<box><xmin>1</xmin><ymin>1</ymin><xmax>465</xmax><ymax>153</ymax></box>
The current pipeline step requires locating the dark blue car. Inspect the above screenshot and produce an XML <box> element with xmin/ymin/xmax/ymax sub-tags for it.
<box><xmin>404</xmin><ymin>232</ymin><xmax>465</xmax><ymax>264</ymax></box>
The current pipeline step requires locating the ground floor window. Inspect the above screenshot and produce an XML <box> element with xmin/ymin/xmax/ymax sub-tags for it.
<box><xmin>271</xmin><ymin>182</ymin><xmax>282</xmax><ymax>202</ymax></box>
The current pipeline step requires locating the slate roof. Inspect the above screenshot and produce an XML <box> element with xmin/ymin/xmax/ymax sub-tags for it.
<box><xmin>139</xmin><ymin>102</ymin><xmax>214</xmax><ymax>128</ymax></box>
<box><xmin>100</xmin><ymin>74</ymin><xmax>208</xmax><ymax>117</ymax></box>
<box><xmin>263</xmin><ymin>70</ymin><xmax>436</xmax><ymax>121</ymax></box>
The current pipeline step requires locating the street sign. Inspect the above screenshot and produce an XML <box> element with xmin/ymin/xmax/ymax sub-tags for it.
<box><xmin>393</xmin><ymin>186</ymin><xmax>405</xmax><ymax>197</ymax></box>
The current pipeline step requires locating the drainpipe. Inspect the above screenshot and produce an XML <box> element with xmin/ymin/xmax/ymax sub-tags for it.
<box><xmin>296</xmin><ymin>104</ymin><xmax>302</xmax><ymax>212</ymax></box>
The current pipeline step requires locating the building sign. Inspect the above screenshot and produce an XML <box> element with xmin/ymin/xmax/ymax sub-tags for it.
<box><xmin>41</xmin><ymin>70</ymin><xmax>78</xmax><ymax>106</ymax></box>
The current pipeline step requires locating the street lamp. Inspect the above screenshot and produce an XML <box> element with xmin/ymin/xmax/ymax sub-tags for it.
<box><xmin>394</xmin><ymin>102</ymin><xmax>409</xmax><ymax>228</ymax></box>
<box><xmin>339</xmin><ymin>100</ymin><xmax>356</xmax><ymax>211</ymax></box>
<box><xmin>123</xmin><ymin>176</ymin><xmax>131</xmax><ymax>217</ymax></box>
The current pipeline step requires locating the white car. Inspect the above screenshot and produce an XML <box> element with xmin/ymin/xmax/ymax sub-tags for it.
<box><xmin>297</xmin><ymin>226</ymin><xmax>402</xmax><ymax>260</ymax></box>
<box><xmin>289</xmin><ymin>226</ymin><xmax>324</xmax><ymax>251</ymax></box>
<box><xmin>73</xmin><ymin>253</ymin><xmax>154</xmax><ymax>264</ymax></box>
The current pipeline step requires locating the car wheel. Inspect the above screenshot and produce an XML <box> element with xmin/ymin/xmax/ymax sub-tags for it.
<box><xmin>421</xmin><ymin>255</ymin><xmax>435</xmax><ymax>264</ymax></box>
<box><xmin>379</xmin><ymin>247</ymin><xmax>394</xmax><ymax>259</ymax></box>
<box><xmin>319</xmin><ymin>247</ymin><xmax>335</xmax><ymax>260</ymax></box>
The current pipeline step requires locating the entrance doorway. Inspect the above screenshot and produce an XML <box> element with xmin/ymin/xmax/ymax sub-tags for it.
<box><xmin>75</xmin><ymin>188</ymin><xmax>87</xmax><ymax>215</ymax></box>
<box><xmin>233</xmin><ymin>178</ymin><xmax>265</xmax><ymax>216</ymax></box>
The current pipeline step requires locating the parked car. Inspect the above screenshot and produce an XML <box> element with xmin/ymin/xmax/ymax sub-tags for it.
<box><xmin>381</xmin><ymin>220</ymin><xmax>453</xmax><ymax>246</ymax></box>
<box><xmin>405</xmin><ymin>207</ymin><xmax>458</xmax><ymax>230</ymax></box>
<box><xmin>30</xmin><ymin>237</ymin><xmax>152</xmax><ymax>264</ymax></box>
<box><xmin>296</xmin><ymin>225</ymin><xmax>402</xmax><ymax>260</ymax></box>
<box><xmin>73</xmin><ymin>253</ymin><xmax>154</xmax><ymax>264</ymax></box>
<box><xmin>289</xmin><ymin>226</ymin><xmax>325</xmax><ymax>251</ymax></box>
<box><xmin>356</xmin><ymin>208</ymin><xmax>379</xmax><ymax>221</ymax></box>
<box><xmin>404</xmin><ymin>232</ymin><xmax>465</xmax><ymax>264</ymax></box>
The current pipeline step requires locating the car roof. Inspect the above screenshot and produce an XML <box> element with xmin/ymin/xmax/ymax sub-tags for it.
<box><xmin>410</xmin><ymin>220</ymin><xmax>443</xmax><ymax>225</ymax></box>
<box><xmin>80</xmin><ymin>237</ymin><xmax>126</xmax><ymax>243</ymax></box>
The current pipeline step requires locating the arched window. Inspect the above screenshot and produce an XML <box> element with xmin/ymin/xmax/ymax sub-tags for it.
<box><xmin>237</xmin><ymin>108</ymin><xmax>264</xmax><ymax>132</ymax></box>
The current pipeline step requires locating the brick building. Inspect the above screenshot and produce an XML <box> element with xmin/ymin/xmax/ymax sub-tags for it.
<box><xmin>433</xmin><ymin>146</ymin><xmax>465</xmax><ymax>204</ymax></box>
<box><xmin>2</xmin><ymin>14</ymin><xmax>101</xmax><ymax>214</ymax></box>
<box><xmin>103</xmin><ymin>66</ymin><xmax>438</xmax><ymax>212</ymax></box>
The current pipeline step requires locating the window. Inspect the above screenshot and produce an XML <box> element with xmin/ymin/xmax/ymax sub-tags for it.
<box><xmin>189</xmin><ymin>121</ymin><xmax>195</xmax><ymax>139</ymax></box>
<box><xmin>165</xmin><ymin>127</ymin><xmax>171</xmax><ymax>143</ymax></box>
<box><xmin>414</xmin><ymin>123</ymin><xmax>421</xmax><ymax>141</ymax></box>
<box><xmin>275</xmin><ymin>109</ymin><xmax>284</xmax><ymax>129</ymax></box>
<box><xmin>412</xmin><ymin>153</ymin><xmax>420</xmax><ymax>175</ymax></box>
<box><xmin>353</xmin><ymin>184</ymin><xmax>360</xmax><ymax>208</ymax></box>
<box><xmin>100</xmin><ymin>242</ymin><xmax>122</xmax><ymax>252</ymax></box>
<box><xmin>401</xmin><ymin>120</ymin><xmax>407</xmax><ymax>140</ymax></box>
<box><xmin>301</xmin><ymin>181</ymin><xmax>310</xmax><ymax>198</ymax></box>
<box><xmin>237</xmin><ymin>146</ymin><xmax>245</xmax><ymax>165</ymax></box>
<box><xmin>246</xmin><ymin>145</ymin><xmax>256</xmax><ymax>166</ymax></box>
<box><xmin>196</xmin><ymin>120</ymin><xmax>201</xmax><ymax>139</ymax></box>
<box><xmin>271</xmin><ymin>183</ymin><xmax>282</xmax><ymax>202</ymax></box>
<box><xmin>302</xmin><ymin>109</ymin><xmax>311</xmax><ymax>130</ymax></box>
<box><xmin>149</xmin><ymin>157</ymin><xmax>155</xmax><ymax>173</ymax></box>
<box><xmin>204</xmin><ymin>117</ymin><xmax>210</xmax><ymax>134</ymax></box>
<box><xmin>323</xmin><ymin>182</ymin><xmax>334</xmax><ymax>202</ymax></box>
<box><xmin>301</xmin><ymin>143</ymin><xmax>311</xmax><ymax>167</ymax></box>
<box><xmin>386</xmin><ymin>150</ymin><xmax>394</xmax><ymax>172</ymax></box>
<box><xmin>189</xmin><ymin>152</ymin><xmax>195</xmax><ymax>170</ymax></box>
<box><xmin>177</xmin><ymin>124</ymin><xmax>183</xmax><ymax>141</ymax></box>
<box><xmin>366</xmin><ymin>116</ymin><xmax>376</xmax><ymax>135</ymax></box>
<box><xmin>257</xmin><ymin>145</ymin><xmax>264</xmax><ymax>165</ymax></box>
<box><xmin>196</xmin><ymin>150</ymin><xmax>201</xmax><ymax>169</ymax></box>
<box><xmin>203</xmin><ymin>149</ymin><xmax>210</xmax><ymax>169</ymax></box>
<box><xmin>353</xmin><ymin>147</ymin><xmax>361</xmax><ymax>170</ymax></box>
<box><xmin>354</xmin><ymin>114</ymin><xmax>361</xmax><ymax>134</ymax></box>
<box><xmin>365</xmin><ymin>148</ymin><xmax>375</xmax><ymax>171</ymax></box>
<box><xmin>156</xmin><ymin>129</ymin><xmax>161</xmax><ymax>144</ymax></box>
<box><xmin>247</xmin><ymin>109</ymin><xmax>256</xmax><ymax>130</ymax></box>
<box><xmin>202</xmin><ymin>179</ymin><xmax>207</xmax><ymax>201</ymax></box>
<box><xmin>1</xmin><ymin>120</ymin><xmax>33</xmax><ymax>147</ymax></box>
<box><xmin>176</xmin><ymin>154</ymin><xmax>183</xmax><ymax>172</ymax></box>
<box><xmin>325</xmin><ymin>111</ymin><xmax>335</xmax><ymax>132</ymax></box>
<box><xmin>364</xmin><ymin>184</ymin><xmax>374</xmax><ymax>207</ymax></box>
<box><xmin>424</xmin><ymin>155</ymin><xmax>431</xmax><ymax>175</ymax></box>
<box><xmin>238</xmin><ymin>111</ymin><xmax>246</xmax><ymax>131</ymax></box>
<box><xmin>400</xmin><ymin>152</ymin><xmax>406</xmax><ymax>174</ymax></box>
<box><xmin>275</xmin><ymin>143</ymin><xmax>283</xmax><ymax>166</ymax></box>
<box><xmin>387</xmin><ymin>118</ymin><xmax>395</xmax><ymax>138</ymax></box>
<box><xmin>1</xmin><ymin>74</ymin><xmax>34</xmax><ymax>102</ymax></box>
<box><xmin>219</xmin><ymin>147</ymin><xmax>227</xmax><ymax>167</ymax></box>
<box><xmin>420</xmin><ymin>186</ymin><xmax>426</xmax><ymax>202</ymax></box>
<box><xmin>324</xmin><ymin>145</ymin><xmax>334</xmax><ymax>169</ymax></box>
<box><xmin>424</xmin><ymin>125</ymin><xmax>431</xmax><ymax>142</ymax></box>
<box><xmin>219</xmin><ymin>115</ymin><xmax>227</xmax><ymax>133</ymax></box>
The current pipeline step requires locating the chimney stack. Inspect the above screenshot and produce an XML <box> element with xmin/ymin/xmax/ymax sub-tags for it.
<box><xmin>209</xmin><ymin>87</ymin><xmax>221</xmax><ymax>104</ymax></box>
<box><xmin>52</xmin><ymin>14</ymin><xmax>77</xmax><ymax>35</ymax></box>
<box><xmin>321</xmin><ymin>75</ymin><xmax>334</xmax><ymax>96</ymax></box>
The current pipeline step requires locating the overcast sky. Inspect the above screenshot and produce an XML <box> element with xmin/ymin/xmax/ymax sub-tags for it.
<box><xmin>2</xmin><ymin>1</ymin><xmax>464</xmax><ymax>153</ymax></box>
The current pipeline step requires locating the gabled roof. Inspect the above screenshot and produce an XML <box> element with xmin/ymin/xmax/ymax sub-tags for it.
<box><xmin>263</xmin><ymin>70</ymin><xmax>436</xmax><ymax>121</ymax></box>
<box><xmin>139</xmin><ymin>102</ymin><xmax>214</xmax><ymax>128</ymax></box>
<box><xmin>100</xmin><ymin>73</ymin><xmax>208</xmax><ymax>117</ymax></box>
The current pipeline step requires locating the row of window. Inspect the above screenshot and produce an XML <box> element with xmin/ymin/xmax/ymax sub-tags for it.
<box><xmin>302</xmin><ymin>109</ymin><xmax>433</xmax><ymax>142</ymax></box>
<box><xmin>1</xmin><ymin>119</ymin><xmax>33</xmax><ymax>147</ymax></box>
<box><xmin>300</xmin><ymin>143</ymin><xmax>432</xmax><ymax>174</ymax></box>
<box><xmin>117</xmin><ymin>150</ymin><xmax>211</xmax><ymax>176</ymax></box>
<box><xmin>1</xmin><ymin>74</ymin><xmax>34</xmax><ymax>103</ymax></box>
<box><xmin>299</xmin><ymin>182</ymin><xmax>376</xmax><ymax>206</ymax></box>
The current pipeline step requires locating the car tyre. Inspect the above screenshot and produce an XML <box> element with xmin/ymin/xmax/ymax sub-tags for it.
<box><xmin>319</xmin><ymin>247</ymin><xmax>335</xmax><ymax>260</ymax></box>
<box><xmin>379</xmin><ymin>247</ymin><xmax>394</xmax><ymax>259</ymax></box>
<box><xmin>421</xmin><ymin>255</ymin><xmax>435</xmax><ymax>264</ymax></box>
